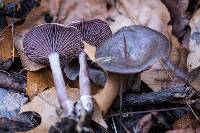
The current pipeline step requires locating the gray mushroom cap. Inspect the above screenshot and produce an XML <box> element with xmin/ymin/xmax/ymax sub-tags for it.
<box><xmin>23</xmin><ymin>23</ymin><xmax>83</xmax><ymax>64</ymax></box>
<box><xmin>96</xmin><ymin>25</ymin><xmax>171</xmax><ymax>74</ymax></box>
<box><xmin>69</xmin><ymin>19</ymin><xmax>112</xmax><ymax>47</ymax></box>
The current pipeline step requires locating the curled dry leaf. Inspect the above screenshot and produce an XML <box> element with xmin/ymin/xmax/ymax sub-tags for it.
<box><xmin>187</xmin><ymin>9</ymin><xmax>200</xmax><ymax>72</ymax></box>
<box><xmin>106</xmin><ymin>10</ymin><xmax>135</xmax><ymax>33</ymax></box>
<box><xmin>161</xmin><ymin>0</ymin><xmax>190</xmax><ymax>41</ymax></box>
<box><xmin>0</xmin><ymin>70</ymin><xmax>26</xmax><ymax>92</ymax></box>
<box><xmin>134</xmin><ymin>112</ymin><xmax>157</xmax><ymax>133</ymax></box>
<box><xmin>117</xmin><ymin>0</ymin><xmax>171</xmax><ymax>38</ymax></box>
<box><xmin>187</xmin><ymin>9</ymin><xmax>200</xmax><ymax>92</ymax></box>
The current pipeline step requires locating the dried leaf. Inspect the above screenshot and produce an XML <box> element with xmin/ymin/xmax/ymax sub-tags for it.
<box><xmin>94</xmin><ymin>72</ymin><xmax>120</xmax><ymax>115</ymax></box>
<box><xmin>134</xmin><ymin>113</ymin><xmax>157</xmax><ymax>133</ymax></box>
<box><xmin>0</xmin><ymin>71</ymin><xmax>26</xmax><ymax>92</ymax></box>
<box><xmin>169</xmin><ymin>113</ymin><xmax>200</xmax><ymax>133</ymax></box>
<box><xmin>161</xmin><ymin>0</ymin><xmax>189</xmax><ymax>40</ymax></box>
<box><xmin>26</xmin><ymin>68</ymin><xmax>54</xmax><ymax>99</ymax></box>
<box><xmin>106</xmin><ymin>10</ymin><xmax>135</xmax><ymax>33</ymax></box>
<box><xmin>0</xmin><ymin>28</ymin><xmax>19</xmax><ymax>61</ymax></box>
<box><xmin>91</xmin><ymin>106</ymin><xmax>108</xmax><ymax>129</ymax></box>
<box><xmin>84</xmin><ymin>42</ymin><xmax>96</xmax><ymax>62</ymax></box>
<box><xmin>117</xmin><ymin>0</ymin><xmax>171</xmax><ymax>38</ymax></box>
<box><xmin>187</xmin><ymin>9</ymin><xmax>200</xmax><ymax>71</ymax></box>
<box><xmin>166</xmin><ymin>128</ymin><xmax>195</xmax><ymax>133</ymax></box>
<box><xmin>14</xmin><ymin>0</ymin><xmax>48</xmax><ymax>71</ymax></box>
<box><xmin>56</xmin><ymin>0</ymin><xmax>109</xmax><ymax>25</ymax></box>
<box><xmin>141</xmin><ymin>35</ymin><xmax>188</xmax><ymax>91</ymax></box>
<box><xmin>19</xmin><ymin>87</ymin><xmax>80</xmax><ymax>133</ymax></box>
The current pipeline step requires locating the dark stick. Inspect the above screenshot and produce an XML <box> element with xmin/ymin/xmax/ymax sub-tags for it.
<box><xmin>112</xmin><ymin>85</ymin><xmax>194</xmax><ymax>108</ymax></box>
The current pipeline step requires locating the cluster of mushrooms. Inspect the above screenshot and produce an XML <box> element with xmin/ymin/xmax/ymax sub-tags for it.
<box><xmin>23</xmin><ymin>19</ymin><xmax>189</xmax><ymax>124</ymax></box>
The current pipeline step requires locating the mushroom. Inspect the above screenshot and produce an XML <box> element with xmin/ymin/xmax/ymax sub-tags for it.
<box><xmin>95</xmin><ymin>25</ymin><xmax>173</xmax><ymax>114</ymax></box>
<box><xmin>68</xmin><ymin>19</ymin><xmax>112</xmax><ymax>113</ymax></box>
<box><xmin>23</xmin><ymin>23</ymin><xmax>83</xmax><ymax>115</ymax></box>
<box><xmin>69</xmin><ymin>19</ymin><xmax>112</xmax><ymax>47</ymax></box>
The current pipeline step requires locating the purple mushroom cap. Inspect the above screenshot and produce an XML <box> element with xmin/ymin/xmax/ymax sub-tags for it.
<box><xmin>23</xmin><ymin>23</ymin><xmax>83</xmax><ymax>64</ymax></box>
<box><xmin>69</xmin><ymin>19</ymin><xmax>112</xmax><ymax>47</ymax></box>
<box><xmin>96</xmin><ymin>25</ymin><xmax>171</xmax><ymax>74</ymax></box>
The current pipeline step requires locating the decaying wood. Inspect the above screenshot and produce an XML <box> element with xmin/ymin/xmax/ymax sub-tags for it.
<box><xmin>113</xmin><ymin>85</ymin><xmax>195</xmax><ymax>108</ymax></box>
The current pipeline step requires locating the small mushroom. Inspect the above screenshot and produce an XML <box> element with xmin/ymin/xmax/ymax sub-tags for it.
<box><xmin>23</xmin><ymin>23</ymin><xmax>83</xmax><ymax>115</ymax></box>
<box><xmin>95</xmin><ymin>25</ymin><xmax>171</xmax><ymax>114</ymax></box>
<box><xmin>97</xmin><ymin>25</ymin><xmax>190</xmax><ymax>81</ymax></box>
<box><xmin>69</xmin><ymin>19</ymin><xmax>112</xmax><ymax>47</ymax></box>
<box><xmin>68</xmin><ymin>19</ymin><xmax>112</xmax><ymax>113</ymax></box>
<box><xmin>96</xmin><ymin>25</ymin><xmax>170</xmax><ymax>73</ymax></box>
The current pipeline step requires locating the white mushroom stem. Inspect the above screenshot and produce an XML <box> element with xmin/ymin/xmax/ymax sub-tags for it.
<box><xmin>79</xmin><ymin>52</ymin><xmax>93</xmax><ymax>113</ymax></box>
<box><xmin>48</xmin><ymin>52</ymin><xmax>74</xmax><ymax>115</ymax></box>
<box><xmin>94</xmin><ymin>72</ymin><xmax>120</xmax><ymax>115</ymax></box>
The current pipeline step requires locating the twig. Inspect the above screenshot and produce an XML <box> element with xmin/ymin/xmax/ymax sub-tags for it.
<box><xmin>120</xmin><ymin>121</ymin><xmax>131</xmax><ymax>133</ymax></box>
<box><xmin>111</xmin><ymin>116</ymin><xmax>118</xmax><ymax>133</ymax></box>
<box><xmin>112</xmin><ymin>85</ymin><xmax>194</xmax><ymax>108</ymax></box>
<box><xmin>106</xmin><ymin>106</ymin><xmax>189</xmax><ymax>118</ymax></box>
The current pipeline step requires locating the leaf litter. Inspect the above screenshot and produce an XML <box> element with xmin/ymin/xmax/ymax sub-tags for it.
<box><xmin>0</xmin><ymin>0</ymin><xmax>200</xmax><ymax>132</ymax></box>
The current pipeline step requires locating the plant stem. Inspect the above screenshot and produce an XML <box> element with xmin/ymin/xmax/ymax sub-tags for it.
<box><xmin>48</xmin><ymin>52</ymin><xmax>73</xmax><ymax>115</ymax></box>
<box><xmin>79</xmin><ymin>52</ymin><xmax>93</xmax><ymax>113</ymax></box>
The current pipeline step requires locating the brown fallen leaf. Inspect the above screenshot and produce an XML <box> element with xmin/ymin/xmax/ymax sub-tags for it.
<box><xmin>141</xmin><ymin>35</ymin><xmax>188</xmax><ymax>91</ymax></box>
<box><xmin>0</xmin><ymin>70</ymin><xmax>26</xmax><ymax>92</ymax></box>
<box><xmin>161</xmin><ymin>0</ymin><xmax>190</xmax><ymax>41</ymax></box>
<box><xmin>14</xmin><ymin>0</ymin><xmax>48</xmax><ymax>71</ymax></box>
<box><xmin>19</xmin><ymin>87</ymin><xmax>80</xmax><ymax>133</ymax></box>
<box><xmin>134</xmin><ymin>112</ymin><xmax>157</xmax><ymax>133</ymax></box>
<box><xmin>187</xmin><ymin>9</ymin><xmax>200</xmax><ymax>72</ymax></box>
<box><xmin>166</xmin><ymin>128</ymin><xmax>195</xmax><ymax>133</ymax></box>
<box><xmin>106</xmin><ymin>10</ymin><xmax>135</xmax><ymax>33</ymax></box>
<box><xmin>94</xmin><ymin>72</ymin><xmax>120</xmax><ymax>115</ymax></box>
<box><xmin>26</xmin><ymin>68</ymin><xmax>54</xmax><ymax>99</ymax></box>
<box><xmin>117</xmin><ymin>0</ymin><xmax>171</xmax><ymax>38</ymax></box>
<box><xmin>19</xmin><ymin>87</ymin><xmax>107</xmax><ymax>132</ymax></box>
<box><xmin>84</xmin><ymin>42</ymin><xmax>96</xmax><ymax>62</ymax></box>
<box><xmin>0</xmin><ymin>28</ymin><xmax>19</xmax><ymax>61</ymax></box>
<box><xmin>169</xmin><ymin>113</ymin><xmax>200</xmax><ymax>133</ymax></box>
